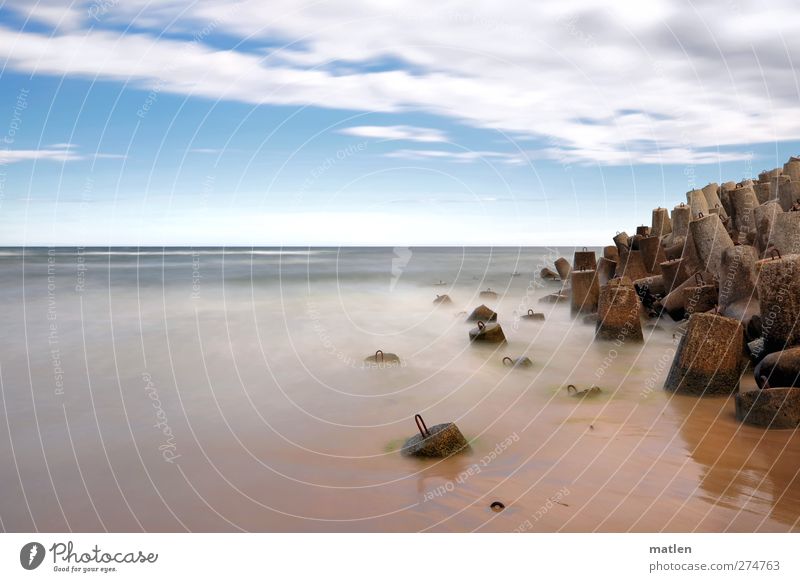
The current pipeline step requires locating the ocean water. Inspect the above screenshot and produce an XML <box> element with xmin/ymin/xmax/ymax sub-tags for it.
<box><xmin>0</xmin><ymin>247</ymin><xmax>797</xmax><ymax>532</ymax></box>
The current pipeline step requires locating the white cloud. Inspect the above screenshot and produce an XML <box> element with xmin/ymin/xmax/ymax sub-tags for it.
<box><xmin>0</xmin><ymin>146</ymin><xmax>82</xmax><ymax>164</ymax></box>
<box><xmin>1</xmin><ymin>1</ymin><xmax>799</xmax><ymax>165</ymax></box>
<box><xmin>338</xmin><ymin>125</ymin><xmax>449</xmax><ymax>143</ymax></box>
<box><xmin>386</xmin><ymin>148</ymin><xmax>528</xmax><ymax>165</ymax></box>
<box><xmin>0</xmin><ymin>144</ymin><xmax>124</xmax><ymax>164</ymax></box>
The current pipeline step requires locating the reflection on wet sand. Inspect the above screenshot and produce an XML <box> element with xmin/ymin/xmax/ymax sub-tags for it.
<box><xmin>669</xmin><ymin>391</ymin><xmax>800</xmax><ymax>531</ymax></box>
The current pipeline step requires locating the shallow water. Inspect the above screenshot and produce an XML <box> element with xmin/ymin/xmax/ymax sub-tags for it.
<box><xmin>0</xmin><ymin>247</ymin><xmax>798</xmax><ymax>532</ymax></box>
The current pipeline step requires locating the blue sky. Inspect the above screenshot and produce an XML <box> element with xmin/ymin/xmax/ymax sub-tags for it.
<box><xmin>1</xmin><ymin>0</ymin><xmax>798</xmax><ymax>246</ymax></box>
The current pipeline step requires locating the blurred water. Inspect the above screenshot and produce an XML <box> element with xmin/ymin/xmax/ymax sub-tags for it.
<box><xmin>0</xmin><ymin>247</ymin><xmax>797</xmax><ymax>532</ymax></box>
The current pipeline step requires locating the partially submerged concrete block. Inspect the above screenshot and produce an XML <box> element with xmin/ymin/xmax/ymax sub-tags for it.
<box><xmin>570</xmin><ymin>268</ymin><xmax>600</xmax><ymax>315</ymax></box>
<box><xmin>469</xmin><ymin>321</ymin><xmax>506</xmax><ymax>343</ymax></box>
<box><xmin>403</xmin><ymin>416</ymin><xmax>470</xmax><ymax>457</ymax></box>
<box><xmin>596</xmin><ymin>278</ymin><xmax>643</xmax><ymax>342</ymax></box>
<box><xmin>664</xmin><ymin>312</ymin><xmax>744</xmax><ymax>395</ymax></box>
<box><xmin>466</xmin><ymin>304</ymin><xmax>497</xmax><ymax>322</ymax></box>
<box><xmin>735</xmin><ymin>388</ymin><xmax>800</xmax><ymax>429</ymax></box>
<box><xmin>756</xmin><ymin>253</ymin><xmax>800</xmax><ymax>353</ymax></box>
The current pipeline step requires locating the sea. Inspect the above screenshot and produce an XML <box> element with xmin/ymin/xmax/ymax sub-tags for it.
<box><xmin>0</xmin><ymin>246</ymin><xmax>797</xmax><ymax>532</ymax></box>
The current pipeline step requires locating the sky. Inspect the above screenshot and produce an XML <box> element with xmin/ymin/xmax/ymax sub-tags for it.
<box><xmin>0</xmin><ymin>0</ymin><xmax>799</xmax><ymax>246</ymax></box>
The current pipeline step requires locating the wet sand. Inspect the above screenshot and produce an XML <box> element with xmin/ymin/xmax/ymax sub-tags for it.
<box><xmin>0</xmin><ymin>247</ymin><xmax>798</xmax><ymax>532</ymax></box>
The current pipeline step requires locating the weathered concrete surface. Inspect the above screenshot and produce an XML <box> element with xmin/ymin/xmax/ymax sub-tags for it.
<box><xmin>573</xmin><ymin>249</ymin><xmax>597</xmax><ymax>271</ymax></box>
<box><xmin>664</xmin><ymin>312</ymin><xmax>744</xmax><ymax>395</ymax></box>
<box><xmin>702</xmin><ymin>183</ymin><xmax>726</xmax><ymax>218</ymax></box>
<box><xmin>730</xmin><ymin>184</ymin><xmax>760</xmax><ymax>240</ymax></box>
<box><xmin>639</xmin><ymin>235</ymin><xmax>666</xmax><ymax>275</ymax></box>
<box><xmin>603</xmin><ymin>245</ymin><xmax>620</xmax><ymax>262</ymax></box>
<box><xmin>521</xmin><ymin>309</ymin><xmax>545</xmax><ymax>321</ymax></box>
<box><xmin>364</xmin><ymin>351</ymin><xmax>401</xmax><ymax>365</ymax></box>
<box><xmin>754</xmin><ymin>346</ymin><xmax>800</xmax><ymax>389</ymax></box>
<box><xmin>717</xmin><ymin>245</ymin><xmax>758</xmax><ymax>312</ymax></box>
<box><xmin>597</xmin><ymin>257</ymin><xmax>617</xmax><ymax>286</ymax></box>
<box><xmin>783</xmin><ymin>158</ymin><xmax>800</xmax><ymax>181</ymax></box>
<box><xmin>735</xmin><ymin>388</ymin><xmax>800</xmax><ymax>429</ymax></box>
<box><xmin>753</xmin><ymin>201</ymin><xmax>782</xmax><ymax>255</ymax></box>
<box><xmin>554</xmin><ymin>257</ymin><xmax>572</xmax><ymax>282</ymax></box>
<box><xmin>466</xmin><ymin>304</ymin><xmax>497</xmax><ymax>322</ymax></box>
<box><xmin>570</xmin><ymin>269</ymin><xmax>600</xmax><ymax>315</ymax></box>
<box><xmin>660</xmin><ymin>258</ymin><xmax>691</xmax><ymax>294</ymax></box>
<box><xmin>596</xmin><ymin>278</ymin><xmax>643</xmax><ymax>342</ymax></box>
<box><xmin>651</xmin><ymin>207</ymin><xmax>672</xmax><ymax>238</ymax></box>
<box><xmin>661</xmin><ymin>271</ymin><xmax>714</xmax><ymax>321</ymax></box>
<box><xmin>682</xmin><ymin>279</ymin><xmax>719</xmax><ymax>317</ymax></box>
<box><xmin>469</xmin><ymin>321</ymin><xmax>507</xmax><ymax>343</ymax></box>
<box><xmin>402</xmin><ymin>422</ymin><xmax>470</xmax><ymax>457</ymax></box>
<box><xmin>539</xmin><ymin>291</ymin><xmax>569</xmax><ymax>304</ymax></box>
<box><xmin>687</xmin><ymin>189</ymin><xmax>710</xmax><ymax>219</ymax></box>
<box><xmin>720</xmin><ymin>182</ymin><xmax>737</xmax><ymax>216</ymax></box>
<box><xmin>613</xmin><ymin>232</ymin><xmax>631</xmax><ymax>254</ymax></box>
<box><xmin>621</xmin><ymin>249</ymin><xmax>649</xmax><ymax>282</ymax></box>
<box><xmin>690</xmin><ymin>213</ymin><xmax>734</xmax><ymax>276</ymax></box>
<box><xmin>777</xmin><ymin>180</ymin><xmax>800</xmax><ymax>212</ymax></box>
<box><xmin>670</xmin><ymin>204</ymin><xmax>691</xmax><ymax>243</ymax></box>
<box><xmin>756</xmin><ymin>253</ymin><xmax>800</xmax><ymax>353</ymax></box>
<box><xmin>540</xmin><ymin>267</ymin><xmax>560</xmax><ymax>280</ymax></box>
<box><xmin>770</xmin><ymin>211</ymin><xmax>800</xmax><ymax>255</ymax></box>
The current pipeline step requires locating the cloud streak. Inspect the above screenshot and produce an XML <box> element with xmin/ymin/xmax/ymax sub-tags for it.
<box><xmin>338</xmin><ymin>125</ymin><xmax>449</xmax><ymax>143</ymax></box>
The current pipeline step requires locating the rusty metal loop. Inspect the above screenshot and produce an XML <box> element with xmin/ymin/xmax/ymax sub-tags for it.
<box><xmin>477</xmin><ymin>320</ymin><xmax>486</xmax><ymax>330</ymax></box>
<box><xmin>582</xmin><ymin>246</ymin><xmax>587</xmax><ymax>251</ymax></box>
<box><xmin>694</xmin><ymin>272</ymin><xmax>705</xmax><ymax>285</ymax></box>
<box><xmin>566</xmin><ymin>384</ymin><xmax>577</xmax><ymax>394</ymax></box>
<box><xmin>680</xmin><ymin>202</ymin><xmax>685</xmax><ymax>207</ymax></box>
<box><xmin>502</xmin><ymin>356</ymin><xmax>514</xmax><ymax>366</ymax></box>
<box><xmin>698</xmin><ymin>212</ymin><xmax>704</xmax><ymax>218</ymax></box>
<box><xmin>375</xmin><ymin>349</ymin><xmax>384</xmax><ymax>363</ymax></box>
<box><xmin>490</xmin><ymin>501</ymin><xmax>505</xmax><ymax>512</ymax></box>
<box><xmin>414</xmin><ymin>414</ymin><xmax>431</xmax><ymax>438</ymax></box>
<box><xmin>527</xmin><ymin>309</ymin><xmax>534</xmax><ymax>316</ymax></box>
<box><xmin>769</xmin><ymin>248</ymin><xmax>782</xmax><ymax>260</ymax></box>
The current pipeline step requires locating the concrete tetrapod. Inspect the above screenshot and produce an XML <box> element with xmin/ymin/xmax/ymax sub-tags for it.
<box><xmin>754</xmin><ymin>346</ymin><xmax>800</xmax><ymax>389</ymax></box>
<box><xmin>402</xmin><ymin>414</ymin><xmax>470</xmax><ymax>458</ymax></box>
<box><xmin>689</xmin><ymin>213</ymin><xmax>734</xmax><ymax>276</ymax></box>
<box><xmin>735</xmin><ymin>388</ymin><xmax>800</xmax><ymax>429</ymax></box>
<box><xmin>554</xmin><ymin>257</ymin><xmax>572</xmax><ymax>282</ymax></box>
<box><xmin>756</xmin><ymin>252</ymin><xmax>800</xmax><ymax>353</ymax></box>
<box><xmin>573</xmin><ymin>248</ymin><xmax>597</xmax><ymax>271</ymax></box>
<box><xmin>596</xmin><ymin>278</ymin><xmax>643</xmax><ymax>342</ymax></box>
<box><xmin>770</xmin><ymin>211</ymin><xmax>800</xmax><ymax>255</ymax></box>
<box><xmin>753</xmin><ymin>201</ymin><xmax>782</xmax><ymax>256</ymax></box>
<box><xmin>638</xmin><ymin>235</ymin><xmax>667</xmax><ymax>274</ymax></box>
<box><xmin>466</xmin><ymin>304</ymin><xmax>497</xmax><ymax>322</ymax></box>
<box><xmin>702</xmin><ymin>183</ymin><xmax>726</xmax><ymax>218</ymax></box>
<box><xmin>651</xmin><ymin>207</ymin><xmax>672</xmax><ymax>238</ymax></box>
<box><xmin>364</xmin><ymin>350</ymin><xmax>402</xmax><ymax>366</ymax></box>
<box><xmin>687</xmin><ymin>189</ymin><xmax>710</xmax><ymax>219</ymax></box>
<box><xmin>664</xmin><ymin>312</ymin><xmax>744</xmax><ymax>395</ymax></box>
<box><xmin>717</xmin><ymin>245</ymin><xmax>758</xmax><ymax>312</ymax></box>
<box><xmin>597</xmin><ymin>257</ymin><xmax>617</xmax><ymax>286</ymax></box>
<box><xmin>469</xmin><ymin>320</ymin><xmax>507</xmax><ymax>343</ymax></box>
<box><xmin>570</xmin><ymin>268</ymin><xmax>600</xmax><ymax>315</ymax></box>
<box><xmin>660</xmin><ymin>258</ymin><xmax>691</xmax><ymax>294</ymax></box>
